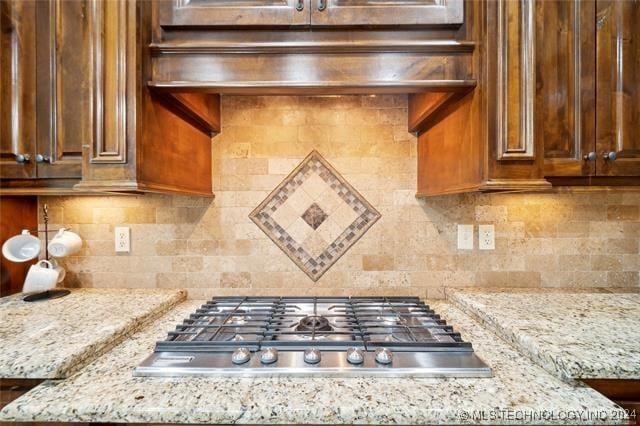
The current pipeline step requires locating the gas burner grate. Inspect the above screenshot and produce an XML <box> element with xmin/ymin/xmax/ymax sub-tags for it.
<box><xmin>154</xmin><ymin>296</ymin><xmax>473</xmax><ymax>353</ymax></box>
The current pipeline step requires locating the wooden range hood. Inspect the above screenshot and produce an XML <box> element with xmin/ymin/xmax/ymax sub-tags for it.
<box><xmin>148</xmin><ymin>2</ymin><xmax>480</xmax><ymax>131</ymax></box>
<box><xmin>149</xmin><ymin>37</ymin><xmax>477</xmax><ymax>134</ymax></box>
<box><xmin>148</xmin><ymin>38</ymin><xmax>476</xmax><ymax>96</ymax></box>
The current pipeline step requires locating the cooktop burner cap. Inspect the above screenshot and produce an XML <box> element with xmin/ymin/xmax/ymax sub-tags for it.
<box><xmin>296</xmin><ymin>315</ymin><xmax>333</xmax><ymax>333</ymax></box>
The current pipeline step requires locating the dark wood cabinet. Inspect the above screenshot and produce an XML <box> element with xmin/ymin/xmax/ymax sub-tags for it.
<box><xmin>34</xmin><ymin>0</ymin><xmax>87</xmax><ymax>179</ymax></box>
<box><xmin>414</xmin><ymin>0</ymin><xmax>638</xmax><ymax>197</ymax></box>
<box><xmin>310</xmin><ymin>0</ymin><xmax>463</xmax><ymax>27</ymax></box>
<box><xmin>540</xmin><ymin>0</ymin><xmax>640</xmax><ymax>180</ymax></box>
<box><xmin>157</xmin><ymin>0</ymin><xmax>463</xmax><ymax>27</ymax></box>
<box><xmin>595</xmin><ymin>0</ymin><xmax>640</xmax><ymax>177</ymax></box>
<box><xmin>158</xmin><ymin>0</ymin><xmax>310</xmax><ymax>27</ymax></box>
<box><xmin>1</xmin><ymin>0</ymin><xmax>218</xmax><ymax>196</ymax></box>
<box><xmin>414</xmin><ymin>0</ymin><xmax>551</xmax><ymax>197</ymax></box>
<box><xmin>2</xmin><ymin>0</ymin><xmax>637</xmax><ymax>197</ymax></box>
<box><xmin>74</xmin><ymin>0</ymin><xmax>218</xmax><ymax>196</ymax></box>
<box><xmin>538</xmin><ymin>0</ymin><xmax>596</xmax><ymax>178</ymax></box>
<box><xmin>0</xmin><ymin>0</ymin><xmax>86</xmax><ymax>186</ymax></box>
<box><xmin>0</xmin><ymin>0</ymin><xmax>37</xmax><ymax>180</ymax></box>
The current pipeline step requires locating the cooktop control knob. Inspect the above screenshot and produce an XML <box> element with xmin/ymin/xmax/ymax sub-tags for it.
<box><xmin>304</xmin><ymin>347</ymin><xmax>321</xmax><ymax>364</ymax></box>
<box><xmin>346</xmin><ymin>347</ymin><xmax>364</xmax><ymax>365</ymax></box>
<box><xmin>231</xmin><ymin>347</ymin><xmax>251</xmax><ymax>365</ymax></box>
<box><xmin>260</xmin><ymin>347</ymin><xmax>278</xmax><ymax>364</ymax></box>
<box><xmin>375</xmin><ymin>347</ymin><xmax>393</xmax><ymax>365</ymax></box>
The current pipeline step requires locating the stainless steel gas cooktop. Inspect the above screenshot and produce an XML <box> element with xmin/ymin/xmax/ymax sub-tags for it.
<box><xmin>134</xmin><ymin>296</ymin><xmax>491</xmax><ymax>378</ymax></box>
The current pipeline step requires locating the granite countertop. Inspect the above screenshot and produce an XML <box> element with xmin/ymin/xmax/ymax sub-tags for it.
<box><xmin>0</xmin><ymin>288</ymin><xmax>186</xmax><ymax>379</ymax></box>
<box><xmin>448</xmin><ymin>288</ymin><xmax>640</xmax><ymax>381</ymax></box>
<box><xmin>0</xmin><ymin>300</ymin><xmax>626</xmax><ymax>425</ymax></box>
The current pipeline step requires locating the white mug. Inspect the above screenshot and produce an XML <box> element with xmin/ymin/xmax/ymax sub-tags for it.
<box><xmin>2</xmin><ymin>230</ymin><xmax>41</xmax><ymax>262</ymax></box>
<box><xmin>49</xmin><ymin>258</ymin><xmax>66</xmax><ymax>284</ymax></box>
<box><xmin>23</xmin><ymin>260</ymin><xmax>59</xmax><ymax>294</ymax></box>
<box><xmin>48</xmin><ymin>228</ymin><xmax>82</xmax><ymax>258</ymax></box>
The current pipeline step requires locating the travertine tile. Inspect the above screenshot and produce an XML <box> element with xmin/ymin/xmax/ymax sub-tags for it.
<box><xmin>607</xmin><ymin>205</ymin><xmax>639</xmax><ymax>221</ymax></box>
<box><xmin>591</xmin><ymin>255</ymin><xmax>623</xmax><ymax>271</ymax></box>
<box><xmin>607</xmin><ymin>238</ymin><xmax>639</xmax><ymax>254</ymax></box>
<box><xmin>476</xmin><ymin>271</ymin><xmax>541</xmax><ymax>287</ymax></box>
<box><xmin>362</xmin><ymin>255</ymin><xmax>394</xmax><ymax>271</ymax></box>
<box><xmin>37</xmin><ymin>96</ymin><xmax>640</xmax><ymax>298</ymax></box>
<box><xmin>607</xmin><ymin>271</ymin><xmax>639</xmax><ymax>287</ymax></box>
<box><xmin>220</xmin><ymin>272</ymin><xmax>252</xmax><ymax>288</ymax></box>
<box><xmin>171</xmin><ymin>256</ymin><xmax>204</xmax><ymax>272</ymax></box>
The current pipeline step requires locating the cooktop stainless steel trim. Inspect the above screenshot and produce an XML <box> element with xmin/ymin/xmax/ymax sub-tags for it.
<box><xmin>134</xmin><ymin>296</ymin><xmax>492</xmax><ymax>378</ymax></box>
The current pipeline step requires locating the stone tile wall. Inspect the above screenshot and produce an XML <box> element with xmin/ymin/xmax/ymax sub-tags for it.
<box><xmin>39</xmin><ymin>95</ymin><xmax>640</xmax><ymax>299</ymax></box>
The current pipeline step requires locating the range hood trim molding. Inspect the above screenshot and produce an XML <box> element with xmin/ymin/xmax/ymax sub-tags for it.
<box><xmin>147</xmin><ymin>79</ymin><xmax>477</xmax><ymax>95</ymax></box>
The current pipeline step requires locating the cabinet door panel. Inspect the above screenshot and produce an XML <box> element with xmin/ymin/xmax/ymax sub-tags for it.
<box><xmin>0</xmin><ymin>0</ymin><xmax>36</xmax><ymax>179</ymax></box>
<box><xmin>35</xmin><ymin>0</ymin><xmax>87</xmax><ymax>179</ymax></box>
<box><xmin>310</xmin><ymin>0</ymin><xmax>463</xmax><ymax>26</ymax></box>
<box><xmin>494</xmin><ymin>0</ymin><xmax>536</xmax><ymax>161</ymax></box>
<box><xmin>539</xmin><ymin>0</ymin><xmax>595</xmax><ymax>177</ymax></box>
<box><xmin>158</xmin><ymin>0</ymin><xmax>310</xmax><ymax>27</ymax></box>
<box><xmin>596</xmin><ymin>0</ymin><xmax>640</xmax><ymax>176</ymax></box>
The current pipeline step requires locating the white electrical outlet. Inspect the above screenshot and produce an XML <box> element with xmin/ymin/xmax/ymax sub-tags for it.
<box><xmin>478</xmin><ymin>224</ymin><xmax>495</xmax><ymax>250</ymax></box>
<box><xmin>115</xmin><ymin>226</ymin><xmax>130</xmax><ymax>253</ymax></box>
<box><xmin>457</xmin><ymin>224</ymin><xmax>474</xmax><ymax>250</ymax></box>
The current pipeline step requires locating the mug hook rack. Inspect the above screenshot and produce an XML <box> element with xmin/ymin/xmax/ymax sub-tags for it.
<box><xmin>24</xmin><ymin>204</ymin><xmax>71</xmax><ymax>261</ymax></box>
<box><xmin>22</xmin><ymin>203</ymin><xmax>71</xmax><ymax>302</ymax></box>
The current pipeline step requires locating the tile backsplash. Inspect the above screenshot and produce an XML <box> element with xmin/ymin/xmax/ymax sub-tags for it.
<box><xmin>40</xmin><ymin>95</ymin><xmax>640</xmax><ymax>299</ymax></box>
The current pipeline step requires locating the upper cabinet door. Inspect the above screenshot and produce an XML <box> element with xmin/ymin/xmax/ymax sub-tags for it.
<box><xmin>310</xmin><ymin>0</ymin><xmax>463</xmax><ymax>27</ymax></box>
<box><xmin>158</xmin><ymin>0</ymin><xmax>311</xmax><ymax>27</ymax></box>
<box><xmin>596</xmin><ymin>0</ymin><xmax>640</xmax><ymax>176</ymax></box>
<box><xmin>539</xmin><ymin>0</ymin><xmax>596</xmax><ymax>177</ymax></box>
<box><xmin>34</xmin><ymin>0</ymin><xmax>87</xmax><ymax>179</ymax></box>
<box><xmin>0</xmin><ymin>0</ymin><xmax>36</xmax><ymax>179</ymax></box>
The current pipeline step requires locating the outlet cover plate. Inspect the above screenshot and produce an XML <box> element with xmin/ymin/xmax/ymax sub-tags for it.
<box><xmin>115</xmin><ymin>226</ymin><xmax>130</xmax><ymax>253</ymax></box>
<box><xmin>457</xmin><ymin>224</ymin><xmax>474</xmax><ymax>250</ymax></box>
<box><xmin>478</xmin><ymin>224</ymin><xmax>495</xmax><ymax>250</ymax></box>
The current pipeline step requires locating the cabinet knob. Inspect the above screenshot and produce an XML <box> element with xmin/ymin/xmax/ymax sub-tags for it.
<box><xmin>603</xmin><ymin>151</ymin><xmax>617</xmax><ymax>161</ymax></box>
<box><xmin>15</xmin><ymin>153</ymin><xmax>30</xmax><ymax>163</ymax></box>
<box><xmin>295</xmin><ymin>0</ymin><xmax>304</xmax><ymax>11</ymax></box>
<box><xmin>318</xmin><ymin>0</ymin><xmax>326</xmax><ymax>11</ymax></box>
<box><xmin>583</xmin><ymin>152</ymin><xmax>596</xmax><ymax>162</ymax></box>
<box><xmin>35</xmin><ymin>154</ymin><xmax>50</xmax><ymax>163</ymax></box>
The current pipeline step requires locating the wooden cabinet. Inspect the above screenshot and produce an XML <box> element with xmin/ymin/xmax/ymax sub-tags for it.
<box><xmin>540</xmin><ymin>0</ymin><xmax>640</xmax><ymax>180</ymax></box>
<box><xmin>157</xmin><ymin>0</ymin><xmax>463</xmax><ymax>27</ymax></box>
<box><xmin>415</xmin><ymin>0</ymin><xmax>639</xmax><ymax>197</ymax></box>
<box><xmin>0</xmin><ymin>0</ymin><xmax>37</xmax><ymax>180</ymax></box>
<box><xmin>537</xmin><ymin>0</ymin><xmax>595</xmax><ymax>178</ymax></box>
<box><xmin>0</xmin><ymin>0</ymin><xmax>86</xmax><ymax>188</ymax></box>
<box><xmin>310</xmin><ymin>0</ymin><xmax>463</xmax><ymax>26</ymax></box>
<box><xmin>34</xmin><ymin>0</ymin><xmax>87</xmax><ymax>179</ymax></box>
<box><xmin>1</xmin><ymin>0</ymin><xmax>219</xmax><ymax>196</ymax></box>
<box><xmin>595</xmin><ymin>0</ymin><xmax>640</xmax><ymax>177</ymax></box>
<box><xmin>74</xmin><ymin>0</ymin><xmax>219</xmax><ymax>196</ymax></box>
<box><xmin>158</xmin><ymin>0</ymin><xmax>310</xmax><ymax>27</ymax></box>
<box><xmin>414</xmin><ymin>0</ymin><xmax>551</xmax><ymax>197</ymax></box>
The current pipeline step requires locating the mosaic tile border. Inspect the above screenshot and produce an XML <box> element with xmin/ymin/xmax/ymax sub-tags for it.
<box><xmin>249</xmin><ymin>150</ymin><xmax>381</xmax><ymax>281</ymax></box>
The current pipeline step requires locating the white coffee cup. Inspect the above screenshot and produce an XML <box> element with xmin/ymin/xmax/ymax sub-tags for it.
<box><xmin>48</xmin><ymin>228</ymin><xmax>82</xmax><ymax>258</ymax></box>
<box><xmin>49</xmin><ymin>258</ymin><xmax>66</xmax><ymax>284</ymax></box>
<box><xmin>2</xmin><ymin>230</ymin><xmax>41</xmax><ymax>263</ymax></box>
<box><xmin>23</xmin><ymin>260</ymin><xmax>59</xmax><ymax>294</ymax></box>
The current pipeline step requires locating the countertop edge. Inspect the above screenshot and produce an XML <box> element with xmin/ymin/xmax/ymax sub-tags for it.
<box><xmin>54</xmin><ymin>289</ymin><xmax>188</xmax><ymax>378</ymax></box>
<box><xmin>446</xmin><ymin>290</ymin><xmax>640</xmax><ymax>382</ymax></box>
<box><xmin>0</xmin><ymin>289</ymin><xmax>188</xmax><ymax>380</ymax></box>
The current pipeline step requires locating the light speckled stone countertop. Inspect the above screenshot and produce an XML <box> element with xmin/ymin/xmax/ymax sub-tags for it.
<box><xmin>0</xmin><ymin>288</ymin><xmax>186</xmax><ymax>379</ymax></box>
<box><xmin>448</xmin><ymin>288</ymin><xmax>640</xmax><ymax>381</ymax></box>
<box><xmin>0</xmin><ymin>300</ymin><xmax>626</xmax><ymax>424</ymax></box>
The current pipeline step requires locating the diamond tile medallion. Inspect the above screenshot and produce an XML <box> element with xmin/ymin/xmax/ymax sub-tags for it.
<box><xmin>249</xmin><ymin>151</ymin><xmax>381</xmax><ymax>281</ymax></box>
